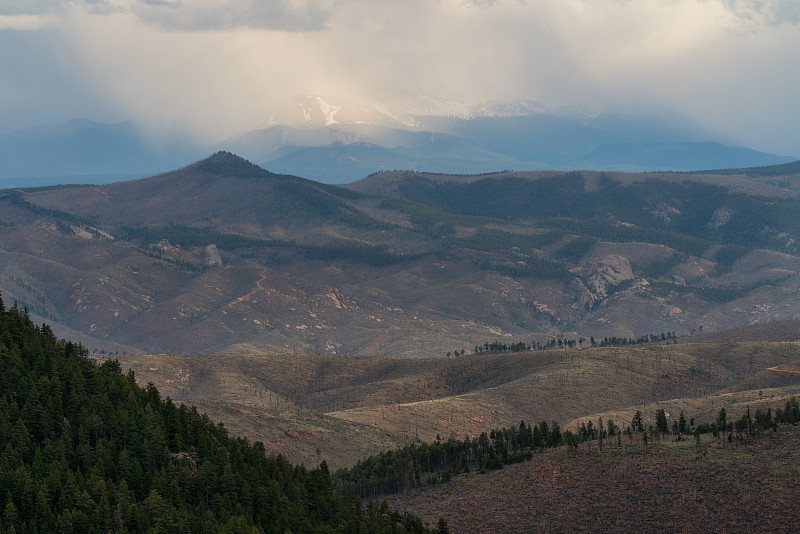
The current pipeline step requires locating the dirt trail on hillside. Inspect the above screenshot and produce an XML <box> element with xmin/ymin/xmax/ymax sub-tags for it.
<box><xmin>767</xmin><ymin>365</ymin><xmax>800</xmax><ymax>374</ymax></box>
<box><xmin>226</xmin><ymin>268</ymin><xmax>269</xmax><ymax>308</ymax></box>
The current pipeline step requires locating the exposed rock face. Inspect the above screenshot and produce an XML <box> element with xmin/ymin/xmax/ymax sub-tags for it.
<box><xmin>709</xmin><ymin>207</ymin><xmax>733</xmax><ymax>229</ymax></box>
<box><xmin>170</xmin><ymin>451</ymin><xmax>198</xmax><ymax>473</ymax></box>
<box><xmin>572</xmin><ymin>255</ymin><xmax>635</xmax><ymax>305</ymax></box>
<box><xmin>202</xmin><ymin>244</ymin><xmax>223</xmax><ymax>267</ymax></box>
<box><xmin>568</xmin><ymin>278</ymin><xmax>597</xmax><ymax>309</ymax></box>
<box><xmin>315</xmin><ymin>287</ymin><xmax>358</xmax><ymax>310</ymax></box>
<box><xmin>588</xmin><ymin>255</ymin><xmax>634</xmax><ymax>292</ymax></box>
<box><xmin>649</xmin><ymin>202</ymin><xmax>681</xmax><ymax>224</ymax></box>
<box><xmin>155</xmin><ymin>239</ymin><xmax>179</xmax><ymax>253</ymax></box>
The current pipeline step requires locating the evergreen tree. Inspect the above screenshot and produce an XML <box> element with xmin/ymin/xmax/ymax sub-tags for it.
<box><xmin>717</xmin><ymin>407</ymin><xmax>727</xmax><ymax>429</ymax></box>
<box><xmin>0</xmin><ymin>298</ymin><xmax>435</xmax><ymax>534</ymax></box>
<box><xmin>631</xmin><ymin>410</ymin><xmax>644</xmax><ymax>432</ymax></box>
<box><xmin>655</xmin><ymin>409</ymin><xmax>669</xmax><ymax>434</ymax></box>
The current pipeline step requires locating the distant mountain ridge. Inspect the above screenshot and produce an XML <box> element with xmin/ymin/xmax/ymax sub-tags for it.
<box><xmin>2</xmin><ymin>96</ymin><xmax>796</xmax><ymax>186</ymax></box>
<box><xmin>0</xmin><ymin>118</ymin><xmax>202</xmax><ymax>185</ymax></box>
<box><xmin>692</xmin><ymin>158</ymin><xmax>800</xmax><ymax>177</ymax></box>
<box><xmin>261</xmin><ymin>140</ymin><xmax>533</xmax><ymax>184</ymax></box>
<box><xmin>576</xmin><ymin>141</ymin><xmax>794</xmax><ymax>172</ymax></box>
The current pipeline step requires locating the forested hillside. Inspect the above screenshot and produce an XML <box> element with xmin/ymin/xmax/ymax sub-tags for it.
<box><xmin>0</xmin><ymin>296</ymin><xmax>434</xmax><ymax>533</ymax></box>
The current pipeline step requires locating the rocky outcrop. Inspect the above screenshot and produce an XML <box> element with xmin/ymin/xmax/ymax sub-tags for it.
<box><xmin>568</xmin><ymin>278</ymin><xmax>597</xmax><ymax>309</ymax></box>
<box><xmin>170</xmin><ymin>451</ymin><xmax>198</xmax><ymax>473</ymax></box>
<box><xmin>709</xmin><ymin>207</ymin><xmax>733</xmax><ymax>229</ymax></box>
<box><xmin>585</xmin><ymin>255</ymin><xmax>634</xmax><ymax>297</ymax></box>
<box><xmin>202</xmin><ymin>244</ymin><xmax>223</xmax><ymax>267</ymax></box>
<box><xmin>571</xmin><ymin>255</ymin><xmax>635</xmax><ymax>306</ymax></box>
<box><xmin>649</xmin><ymin>202</ymin><xmax>681</xmax><ymax>224</ymax></box>
<box><xmin>315</xmin><ymin>287</ymin><xmax>359</xmax><ymax>310</ymax></box>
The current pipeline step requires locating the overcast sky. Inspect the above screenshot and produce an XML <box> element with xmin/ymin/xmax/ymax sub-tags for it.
<box><xmin>1</xmin><ymin>0</ymin><xmax>799</xmax><ymax>155</ymax></box>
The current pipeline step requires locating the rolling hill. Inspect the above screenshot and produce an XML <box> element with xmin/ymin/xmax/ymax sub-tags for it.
<box><xmin>389</xmin><ymin>424</ymin><xmax>800</xmax><ymax>532</ymax></box>
<box><xmin>112</xmin><ymin>320</ymin><xmax>800</xmax><ymax>469</ymax></box>
<box><xmin>5</xmin><ymin>150</ymin><xmax>800</xmax><ymax>531</ymax></box>
<box><xmin>6</xmin><ymin>237</ymin><xmax>800</xmax><ymax>532</ymax></box>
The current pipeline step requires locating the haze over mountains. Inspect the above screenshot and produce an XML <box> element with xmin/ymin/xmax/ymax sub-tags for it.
<box><xmin>5</xmin><ymin>3</ymin><xmax>800</xmax><ymax>531</ymax></box>
<box><xmin>1</xmin><ymin>96</ymin><xmax>795</xmax><ymax>188</ymax></box>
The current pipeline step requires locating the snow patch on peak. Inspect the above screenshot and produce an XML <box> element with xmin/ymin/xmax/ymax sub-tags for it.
<box><xmin>467</xmin><ymin>99</ymin><xmax>549</xmax><ymax>118</ymax></box>
<box><xmin>236</xmin><ymin>93</ymin><xmax>557</xmax><ymax>136</ymax></box>
<box><xmin>300</xmin><ymin>104</ymin><xmax>312</xmax><ymax>124</ymax></box>
<box><xmin>316</xmin><ymin>97</ymin><xmax>342</xmax><ymax>126</ymax></box>
<box><xmin>387</xmin><ymin>91</ymin><xmax>551</xmax><ymax>120</ymax></box>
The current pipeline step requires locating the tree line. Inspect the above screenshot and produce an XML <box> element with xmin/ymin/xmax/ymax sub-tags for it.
<box><xmin>333</xmin><ymin>420</ymin><xmax>562</xmax><ymax>499</ymax></box>
<box><xmin>334</xmin><ymin>399</ymin><xmax>800</xmax><ymax>500</ymax></box>
<box><xmin>448</xmin><ymin>330</ymin><xmax>684</xmax><ymax>357</ymax></box>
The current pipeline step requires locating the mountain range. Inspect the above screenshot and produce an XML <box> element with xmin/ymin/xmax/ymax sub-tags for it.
<box><xmin>5</xmin><ymin>148</ymin><xmax>800</xmax><ymax>531</ymax></box>
<box><xmin>1</xmin><ymin>96</ymin><xmax>795</xmax><ymax>187</ymax></box>
<box><xmin>4</xmin><ymin>151</ymin><xmax>800</xmax><ymax>356</ymax></box>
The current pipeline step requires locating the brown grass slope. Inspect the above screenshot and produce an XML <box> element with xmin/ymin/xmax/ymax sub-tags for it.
<box><xmin>114</xmin><ymin>338</ymin><xmax>800</xmax><ymax>468</ymax></box>
<box><xmin>682</xmin><ymin>318</ymin><xmax>800</xmax><ymax>344</ymax></box>
<box><xmin>389</xmin><ymin>425</ymin><xmax>800</xmax><ymax>533</ymax></box>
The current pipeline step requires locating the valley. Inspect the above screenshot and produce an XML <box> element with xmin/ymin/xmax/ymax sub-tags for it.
<box><xmin>99</xmin><ymin>317</ymin><xmax>800</xmax><ymax>533</ymax></box>
<box><xmin>4</xmin><ymin>152</ymin><xmax>800</xmax><ymax>531</ymax></box>
<box><xmin>5</xmin><ymin>3</ymin><xmax>800</xmax><ymax>531</ymax></box>
<box><xmin>113</xmin><ymin>331</ymin><xmax>800</xmax><ymax>469</ymax></box>
<box><xmin>102</xmin><ymin>324</ymin><xmax>800</xmax><ymax>531</ymax></box>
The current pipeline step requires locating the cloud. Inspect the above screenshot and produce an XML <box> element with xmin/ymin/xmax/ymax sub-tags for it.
<box><xmin>0</xmin><ymin>0</ymin><xmax>63</xmax><ymax>16</ymax></box>
<box><xmin>141</xmin><ymin>0</ymin><xmax>181</xmax><ymax>6</ymax></box>
<box><xmin>0</xmin><ymin>14</ymin><xmax>51</xmax><ymax>30</ymax></box>
<box><xmin>720</xmin><ymin>0</ymin><xmax>800</xmax><ymax>25</ymax></box>
<box><xmin>0</xmin><ymin>0</ymin><xmax>333</xmax><ymax>32</ymax></box>
<box><xmin>0</xmin><ymin>0</ymin><xmax>798</xmax><ymax>155</ymax></box>
<box><xmin>459</xmin><ymin>0</ymin><xmax>501</xmax><ymax>7</ymax></box>
<box><xmin>129</xmin><ymin>0</ymin><xmax>333</xmax><ymax>32</ymax></box>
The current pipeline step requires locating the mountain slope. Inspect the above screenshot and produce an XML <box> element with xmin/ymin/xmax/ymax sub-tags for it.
<box><xmin>391</xmin><ymin>425</ymin><xmax>800</xmax><ymax>533</ymax></box>
<box><xmin>263</xmin><ymin>142</ymin><xmax>415</xmax><ymax>183</ymax></box>
<box><xmin>5</xmin><ymin>153</ymin><xmax>800</xmax><ymax>356</ymax></box>
<box><xmin>117</xmin><ymin>329</ymin><xmax>800</xmax><ymax>467</ymax></box>
<box><xmin>262</xmin><ymin>139</ymin><xmax>536</xmax><ymax>183</ymax></box>
<box><xmin>0</xmin><ymin>298</ymin><xmax>433</xmax><ymax>533</ymax></box>
<box><xmin>25</xmin><ymin>151</ymin><xmax>376</xmax><ymax>232</ymax></box>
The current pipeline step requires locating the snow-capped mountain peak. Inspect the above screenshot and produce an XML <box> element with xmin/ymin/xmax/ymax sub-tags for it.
<box><xmin>234</xmin><ymin>95</ymin><xmax>409</xmax><ymax>133</ymax></box>
<box><xmin>314</xmin><ymin>97</ymin><xmax>342</xmax><ymax>126</ymax></box>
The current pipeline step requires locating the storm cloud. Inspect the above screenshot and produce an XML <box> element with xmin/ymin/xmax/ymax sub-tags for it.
<box><xmin>1</xmin><ymin>0</ymin><xmax>798</xmax><ymax>155</ymax></box>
